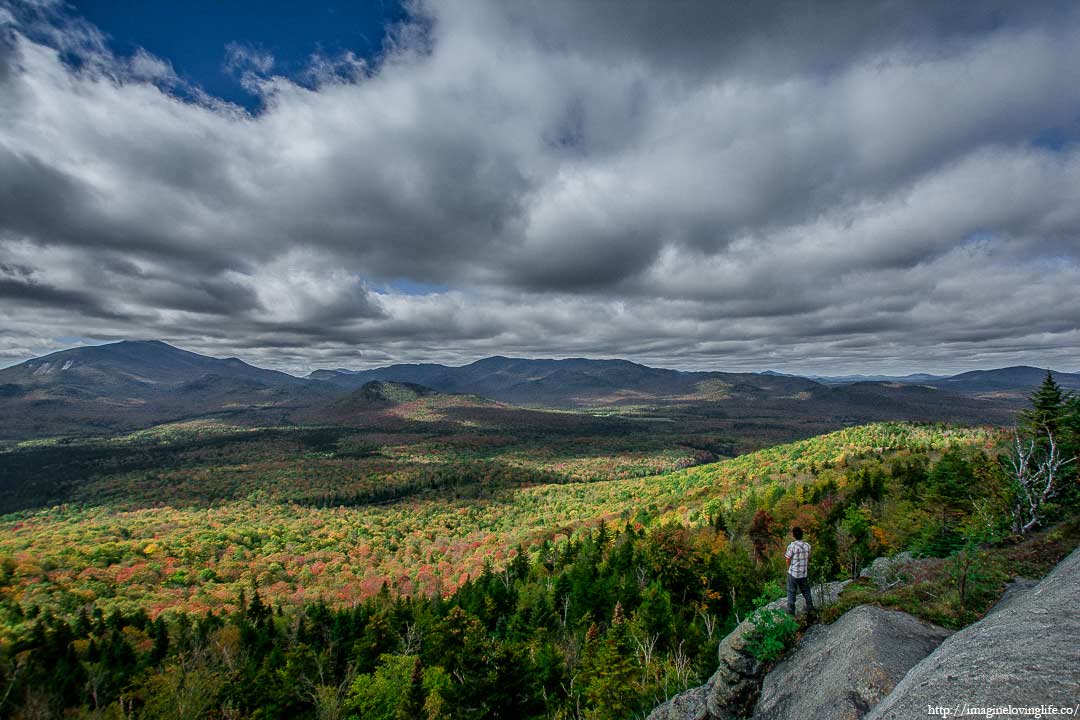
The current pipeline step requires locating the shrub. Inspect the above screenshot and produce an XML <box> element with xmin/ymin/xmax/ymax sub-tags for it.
<box><xmin>744</xmin><ymin>583</ymin><xmax>798</xmax><ymax>663</ymax></box>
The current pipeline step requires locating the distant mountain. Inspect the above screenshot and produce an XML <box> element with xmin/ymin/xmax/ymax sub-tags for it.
<box><xmin>307</xmin><ymin>355</ymin><xmax>822</xmax><ymax>407</ymax></box>
<box><xmin>3</xmin><ymin>340</ymin><xmax>304</xmax><ymax>392</ymax></box>
<box><xmin>3</xmin><ymin>341</ymin><xmax>1063</xmax><ymax>442</ymax></box>
<box><xmin>927</xmin><ymin>366</ymin><xmax>1080</xmax><ymax>394</ymax></box>
<box><xmin>0</xmin><ymin>340</ymin><xmax>317</xmax><ymax>439</ymax></box>
<box><xmin>306</xmin><ymin>357</ymin><xmax>1021</xmax><ymax>442</ymax></box>
<box><xmin>807</xmin><ymin>372</ymin><xmax>946</xmax><ymax>385</ymax></box>
<box><xmin>765</xmin><ymin>367</ymin><xmax>1080</xmax><ymax>393</ymax></box>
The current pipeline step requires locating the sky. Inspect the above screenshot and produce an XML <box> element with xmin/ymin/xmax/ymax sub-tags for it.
<box><xmin>0</xmin><ymin>0</ymin><xmax>1078</xmax><ymax>376</ymax></box>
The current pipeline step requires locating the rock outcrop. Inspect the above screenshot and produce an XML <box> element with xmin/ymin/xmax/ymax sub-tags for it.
<box><xmin>984</xmin><ymin>575</ymin><xmax>1036</xmax><ymax>616</ymax></box>
<box><xmin>648</xmin><ymin>580</ymin><xmax>850</xmax><ymax>720</ymax></box>
<box><xmin>650</xmin><ymin>547</ymin><xmax>1080</xmax><ymax>720</ymax></box>
<box><xmin>859</xmin><ymin>552</ymin><xmax>916</xmax><ymax>588</ymax></box>
<box><xmin>753</xmin><ymin>606</ymin><xmax>952</xmax><ymax>720</ymax></box>
<box><xmin>865</xmin><ymin>548</ymin><xmax>1080</xmax><ymax>719</ymax></box>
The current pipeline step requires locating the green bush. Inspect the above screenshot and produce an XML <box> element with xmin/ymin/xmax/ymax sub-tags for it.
<box><xmin>744</xmin><ymin>584</ymin><xmax>798</xmax><ymax>663</ymax></box>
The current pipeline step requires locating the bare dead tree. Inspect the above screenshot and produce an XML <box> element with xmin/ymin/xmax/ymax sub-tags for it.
<box><xmin>1008</xmin><ymin>429</ymin><xmax>1075</xmax><ymax>535</ymax></box>
<box><xmin>629</xmin><ymin>628</ymin><xmax>659</xmax><ymax>684</ymax></box>
<box><xmin>0</xmin><ymin>655</ymin><xmax>27</xmax><ymax>714</ymax></box>
<box><xmin>696</xmin><ymin>608</ymin><xmax>718</xmax><ymax>644</ymax></box>
<box><xmin>671</xmin><ymin>639</ymin><xmax>693</xmax><ymax>687</ymax></box>
<box><xmin>84</xmin><ymin>660</ymin><xmax>109</xmax><ymax>712</ymax></box>
<box><xmin>300</xmin><ymin>657</ymin><xmax>356</xmax><ymax>720</ymax></box>
<box><xmin>209</xmin><ymin>626</ymin><xmax>247</xmax><ymax>674</ymax></box>
<box><xmin>399</xmin><ymin>621</ymin><xmax>423</xmax><ymax>655</ymax></box>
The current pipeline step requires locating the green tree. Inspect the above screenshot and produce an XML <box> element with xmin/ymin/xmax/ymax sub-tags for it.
<box><xmin>346</xmin><ymin>654</ymin><xmax>419</xmax><ymax>720</ymax></box>
<box><xmin>837</xmin><ymin>505</ymin><xmax>871</xmax><ymax>579</ymax></box>
<box><xmin>396</xmin><ymin>657</ymin><xmax>426</xmax><ymax>720</ymax></box>
<box><xmin>1021</xmin><ymin>371</ymin><xmax>1067</xmax><ymax>438</ymax></box>
<box><xmin>633</xmin><ymin>581</ymin><xmax>675</xmax><ymax>649</ymax></box>
<box><xmin>922</xmin><ymin>450</ymin><xmax>976</xmax><ymax>554</ymax></box>
<box><xmin>580</xmin><ymin>608</ymin><xmax>639</xmax><ymax>720</ymax></box>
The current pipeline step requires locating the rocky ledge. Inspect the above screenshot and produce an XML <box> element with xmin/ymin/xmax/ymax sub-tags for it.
<box><xmin>866</xmin><ymin>548</ymin><xmax>1080</xmax><ymax>719</ymax></box>
<box><xmin>753</xmin><ymin>606</ymin><xmax>952</xmax><ymax>720</ymax></box>
<box><xmin>649</xmin><ymin>547</ymin><xmax>1079</xmax><ymax>720</ymax></box>
<box><xmin>647</xmin><ymin>580</ymin><xmax>851</xmax><ymax>720</ymax></box>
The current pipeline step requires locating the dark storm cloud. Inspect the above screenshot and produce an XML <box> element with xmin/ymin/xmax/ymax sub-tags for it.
<box><xmin>0</xmin><ymin>270</ymin><xmax>130</xmax><ymax>321</ymax></box>
<box><xmin>141</xmin><ymin>278</ymin><xmax>263</xmax><ymax>316</ymax></box>
<box><xmin>496</xmin><ymin>0</ymin><xmax>1074</xmax><ymax>79</ymax></box>
<box><xmin>0</xmin><ymin>0</ymin><xmax>1078</xmax><ymax>374</ymax></box>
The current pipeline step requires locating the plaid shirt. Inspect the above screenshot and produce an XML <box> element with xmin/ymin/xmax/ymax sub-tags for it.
<box><xmin>785</xmin><ymin>540</ymin><xmax>811</xmax><ymax>579</ymax></box>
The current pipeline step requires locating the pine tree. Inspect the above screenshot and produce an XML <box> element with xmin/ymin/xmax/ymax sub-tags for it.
<box><xmin>1060</xmin><ymin>395</ymin><xmax>1080</xmax><ymax>465</ymax></box>
<box><xmin>924</xmin><ymin>449</ymin><xmax>975</xmax><ymax>554</ymax></box>
<box><xmin>150</xmin><ymin>616</ymin><xmax>170</xmax><ymax>664</ymax></box>
<box><xmin>634</xmin><ymin>582</ymin><xmax>674</xmax><ymax>649</ymax></box>
<box><xmin>1021</xmin><ymin>371</ymin><xmax>1067</xmax><ymax>437</ymax></box>
<box><xmin>580</xmin><ymin>611</ymin><xmax>639</xmax><ymax>720</ymax></box>
<box><xmin>395</xmin><ymin>657</ymin><xmax>426</xmax><ymax>720</ymax></box>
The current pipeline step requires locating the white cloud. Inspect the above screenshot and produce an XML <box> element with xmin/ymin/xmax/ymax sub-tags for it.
<box><xmin>129</xmin><ymin>47</ymin><xmax>176</xmax><ymax>83</ymax></box>
<box><xmin>0</xmin><ymin>0</ymin><xmax>1078</xmax><ymax>374</ymax></box>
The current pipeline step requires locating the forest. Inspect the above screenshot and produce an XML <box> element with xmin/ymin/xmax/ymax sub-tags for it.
<box><xmin>0</xmin><ymin>375</ymin><xmax>1077</xmax><ymax>719</ymax></box>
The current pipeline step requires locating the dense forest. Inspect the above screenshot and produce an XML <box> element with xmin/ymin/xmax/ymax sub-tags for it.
<box><xmin>0</xmin><ymin>375</ymin><xmax>1077</xmax><ymax>719</ymax></box>
<box><xmin>0</xmin><ymin>423</ymin><xmax>991</xmax><ymax>619</ymax></box>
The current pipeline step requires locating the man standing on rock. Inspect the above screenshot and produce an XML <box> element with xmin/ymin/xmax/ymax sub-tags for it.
<box><xmin>785</xmin><ymin>527</ymin><xmax>814</xmax><ymax>616</ymax></box>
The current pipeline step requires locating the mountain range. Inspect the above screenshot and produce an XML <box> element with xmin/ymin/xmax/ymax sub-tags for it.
<box><xmin>308</xmin><ymin>356</ymin><xmax>1080</xmax><ymax>403</ymax></box>
<box><xmin>1</xmin><ymin>340</ymin><xmax>1075</xmax><ymax>440</ymax></box>
<box><xmin>0</xmin><ymin>340</ymin><xmax>321</xmax><ymax>438</ymax></box>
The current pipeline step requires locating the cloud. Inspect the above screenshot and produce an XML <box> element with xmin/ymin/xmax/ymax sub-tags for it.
<box><xmin>223</xmin><ymin>42</ymin><xmax>274</xmax><ymax>75</ymax></box>
<box><xmin>0</xmin><ymin>0</ymin><xmax>1078</xmax><ymax>375</ymax></box>
<box><xmin>129</xmin><ymin>47</ymin><xmax>176</xmax><ymax>83</ymax></box>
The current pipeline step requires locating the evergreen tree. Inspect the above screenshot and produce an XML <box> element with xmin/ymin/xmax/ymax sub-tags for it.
<box><xmin>396</xmin><ymin>657</ymin><xmax>426</xmax><ymax>720</ymax></box>
<box><xmin>1021</xmin><ymin>371</ymin><xmax>1067</xmax><ymax>437</ymax></box>
<box><xmin>1062</xmin><ymin>395</ymin><xmax>1080</xmax><ymax>456</ymax></box>
<box><xmin>634</xmin><ymin>582</ymin><xmax>675</xmax><ymax>649</ymax></box>
<box><xmin>580</xmin><ymin>606</ymin><xmax>639</xmax><ymax>720</ymax></box>
<box><xmin>922</xmin><ymin>450</ymin><xmax>976</xmax><ymax>554</ymax></box>
<box><xmin>150</xmin><ymin>616</ymin><xmax>170</xmax><ymax>664</ymax></box>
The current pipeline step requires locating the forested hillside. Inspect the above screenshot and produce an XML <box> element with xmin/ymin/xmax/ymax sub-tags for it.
<box><xmin>0</xmin><ymin>423</ymin><xmax>991</xmax><ymax>620</ymax></box>
<box><xmin>1</xmin><ymin>376</ymin><xmax>1076</xmax><ymax>719</ymax></box>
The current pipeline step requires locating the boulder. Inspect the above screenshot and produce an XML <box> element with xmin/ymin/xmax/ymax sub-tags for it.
<box><xmin>866</xmin><ymin>548</ymin><xmax>1080</xmax><ymax>720</ymax></box>
<box><xmin>753</xmin><ymin>606</ymin><xmax>952</xmax><ymax>720</ymax></box>
<box><xmin>648</xmin><ymin>684</ymin><xmax>708</xmax><ymax>720</ymax></box>
<box><xmin>859</xmin><ymin>552</ymin><xmax>916</xmax><ymax>589</ymax></box>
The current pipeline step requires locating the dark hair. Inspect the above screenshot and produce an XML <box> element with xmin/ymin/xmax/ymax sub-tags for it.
<box><xmin>792</xmin><ymin>526</ymin><xmax>803</xmax><ymax>540</ymax></box>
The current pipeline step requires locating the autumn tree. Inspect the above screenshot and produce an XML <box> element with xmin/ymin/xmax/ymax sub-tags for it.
<box><xmin>747</xmin><ymin>509</ymin><xmax>777</xmax><ymax>564</ymax></box>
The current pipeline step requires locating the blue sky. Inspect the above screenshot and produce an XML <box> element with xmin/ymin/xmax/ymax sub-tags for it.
<box><xmin>1</xmin><ymin>1</ymin><xmax>1078</xmax><ymax>375</ymax></box>
<box><xmin>70</xmin><ymin>0</ymin><xmax>406</xmax><ymax>109</ymax></box>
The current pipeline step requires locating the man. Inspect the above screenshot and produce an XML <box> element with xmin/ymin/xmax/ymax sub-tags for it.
<box><xmin>785</xmin><ymin>526</ymin><xmax>814</xmax><ymax>616</ymax></box>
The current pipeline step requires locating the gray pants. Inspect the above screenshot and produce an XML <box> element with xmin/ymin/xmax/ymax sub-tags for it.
<box><xmin>787</xmin><ymin>574</ymin><xmax>814</xmax><ymax>615</ymax></box>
